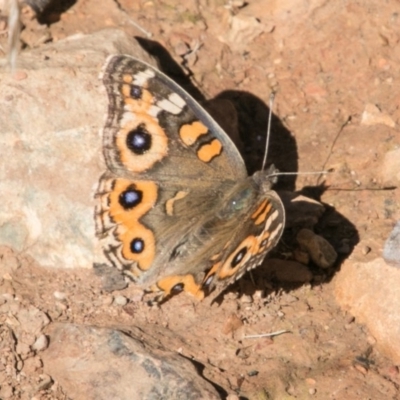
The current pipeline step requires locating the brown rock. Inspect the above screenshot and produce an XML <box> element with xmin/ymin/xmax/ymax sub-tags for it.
<box><xmin>22</xmin><ymin>356</ymin><xmax>43</xmax><ymax>374</ymax></box>
<box><xmin>334</xmin><ymin>258</ymin><xmax>400</xmax><ymax>364</ymax></box>
<box><xmin>264</xmin><ymin>259</ymin><xmax>313</xmax><ymax>283</ymax></box>
<box><xmin>16</xmin><ymin>306</ymin><xmax>50</xmax><ymax>336</ymax></box>
<box><xmin>380</xmin><ymin>148</ymin><xmax>400</xmax><ymax>185</ymax></box>
<box><xmin>361</xmin><ymin>103</ymin><xmax>395</xmax><ymax>128</ymax></box>
<box><xmin>222</xmin><ymin>314</ymin><xmax>243</xmax><ymax>335</ymax></box>
<box><xmin>297</xmin><ymin>229</ymin><xmax>337</xmax><ymax>269</ymax></box>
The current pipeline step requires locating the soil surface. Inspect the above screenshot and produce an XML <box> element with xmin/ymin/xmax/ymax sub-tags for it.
<box><xmin>1</xmin><ymin>0</ymin><xmax>400</xmax><ymax>399</ymax></box>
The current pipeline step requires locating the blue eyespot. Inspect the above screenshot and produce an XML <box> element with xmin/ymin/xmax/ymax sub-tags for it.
<box><xmin>130</xmin><ymin>85</ymin><xmax>142</xmax><ymax>99</ymax></box>
<box><xmin>126</xmin><ymin>124</ymin><xmax>152</xmax><ymax>154</ymax></box>
<box><xmin>119</xmin><ymin>185</ymin><xmax>142</xmax><ymax>209</ymax></box>
<box><xmin>130</xmin><ymin>238</ymin><xmax>144</xmax><ymax>254</ymax></box>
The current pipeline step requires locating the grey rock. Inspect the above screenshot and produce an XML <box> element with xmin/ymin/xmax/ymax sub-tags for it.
<box><xmin>43</xmin><ymin>323</ymin><xmax>220</xmax><ymax>400</ymax></box>
<box><xmin>383</xmin><ymin>221</ymin><xmax>400</xmax><ymax>267</ymax></box>
<box><xmin>94</xmin><ymin>263</ymin><xmax>128</xmax><ymax>292</ymax></box>
<box><xmin>0</xmin><ymin>29</ymin><xmax>155</xmax><ymax>270</ymax></box>
<box><xmin>264</xmin><ymin>258</ymin><xmax>313</xmax><ymax>283</ymax></box>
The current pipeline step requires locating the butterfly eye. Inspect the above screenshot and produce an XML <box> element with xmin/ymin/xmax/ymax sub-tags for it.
<box><xmin>171</xmin><ymin>283</ymin><xmax>184</xmax><ymax>295</ymax></box>
<box><xmin>130</xmin><ymin>238</ymin><xmax>145</xmax><ymax>254</ymax></box>
<box><xmin>231</xmin><ymin>247</ymin><xmax>248</xmax><ymax>268</ymax></box>
<box><xmin>130</xmin><ymin>84</ymin><xmax>142</xmax><ymax>99</ymax></box>
<box><xmin>119</xmin><ymin>185</ymin><xmax>142</xmax><ymax>209</ymax></box>
<box><xmin>126</xmin><ymin>124</ymin><xmax>152</xmax><ymax>155</ymax></box>
<box><xmin>230</xmin><ymin>188</ymin><xmax>252</xmax><ymax>211</ymax></box>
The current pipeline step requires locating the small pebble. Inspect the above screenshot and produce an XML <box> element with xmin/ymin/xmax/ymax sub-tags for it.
<box><xmin>16</xmin><ymin>359</ymin><xmax>24</xmax><ymax>371</ymax></box>
<box><xmin>354</xmin><ymin>363</ymin><xmax>368</xmax><ymax>375</ymax></box>
<box><xmin>53</xmin><ymin>291</ymin><xmax>67</xmax><ymax>301</ymax></box>
<box><xmin>32</xmin><ymin>334</ymin><xmax>49</xmax><ymax>352</ymax></box>
<box><xmin>366</xmin><ymin>335</ymin><xmax>376</xmax><ymax>345</ymax></box>
<box><xmin>309</xmin><ymin>388</ymin><xmax>317</xmax><ymax>395</ymax></box>
<box><xmin>102</xmin><ymin>295</ymin><xmax>114</xmax><ymax>306</ymax></box>
<box><xmin>16</xmin><ymin>342</ymin><xmax>30</xmax><ymax>356</ymax></box>
<box><xmin>114</xmin><ymin>295</ymin><xmax>128</xmax><ymax>306</ymax></box>
<box><xmin>277</xmin><ymin>310</ymin><xmax>285</xmax><ymax>318</ymax></box>
<box><xmin>240</xmin><ymin>294</ymin><xmax>253</xmax><ymax>304</ymax></box>
<box><xmin>387</xmin><ymin>365</ymin><xmax>399</xmax><ymax>377</ymax></box>
<box><xmin>36</xmin><ymin>374</ymin><xmax>53</xmax><ymax>391</ymax></box>
<box><xmin>55</xmin><ymin>301</ymin><xmax>67</xmax><ymax>311</ymax></box>
<box><xmin>362</xmin><ymin>246</ymin><xmax>371</xmax><ymax>255</ymax></box>
<box><xmin>2</xmin><ymin>293</ymin><xmax>14</xmax><ymax>301</ymax></box>
<box><xmin>13</xmin><ymin>71</ymin><xmax>28</xmax><ymax>80</ymax></box>
<box><xmin>3</xmin><ymin>272</ymin><xmax>13</xmax><ymax>280</ymax></box>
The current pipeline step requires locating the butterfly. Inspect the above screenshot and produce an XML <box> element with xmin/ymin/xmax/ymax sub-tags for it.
<box><xmin>94</xmin><ymin>55</ymin><xmax>285</xmax><ymax>302</ymax></box>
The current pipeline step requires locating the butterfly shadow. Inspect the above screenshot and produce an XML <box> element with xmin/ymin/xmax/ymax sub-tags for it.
<box><xmin>27</xmin><ymin>0</ymin><xmax>78</xmax><ymax>25</ymax></box>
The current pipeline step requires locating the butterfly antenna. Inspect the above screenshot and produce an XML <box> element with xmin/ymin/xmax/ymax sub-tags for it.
<box><xmin>261</xmin><ymin>93</ymin><xmax>275</xmax><ymax>171</ymax></box>
<box><xmin>261</xmin><ymin>93</ymin><xmax>332</xmax><ymax>179</ymax></box>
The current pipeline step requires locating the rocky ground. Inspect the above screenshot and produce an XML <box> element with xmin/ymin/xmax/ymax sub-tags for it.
<box><xmin>0</xmin><ymin>0</ymin><xmax>399</xmax><ymax>399</ymax></box>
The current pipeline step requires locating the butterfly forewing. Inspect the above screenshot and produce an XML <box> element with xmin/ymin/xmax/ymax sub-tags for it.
<box><xmin>95</xmin><ymin>55</ymin><xmax>285</xmax><ymax>301</ymax></box>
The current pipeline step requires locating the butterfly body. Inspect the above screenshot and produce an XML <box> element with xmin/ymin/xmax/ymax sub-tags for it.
<box><xmin>95</xmin><ymin>55</ymin><xmax>285</xmax><ymax>301</ymax></box>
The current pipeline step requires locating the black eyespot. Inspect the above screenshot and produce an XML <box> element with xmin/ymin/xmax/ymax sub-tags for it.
<box><xmin>119</xmin><ymin>185</ymin><xmax>142</xmax><ymax>209</ymax></box>
<box><xmin>126</xmin><ymin>124</ymin><xmax>152</xmax><ymax>155</ymax></box>
<box><xmin>231</xmin><ymin>247</ymin><xmax>247</xmax><ymax>268</ymax></box>
<box><xmin>130</xmin><ymin>85</ymin><xmax>142</xmax><ymax>99</ymax></box>
<box><xmin>203</xmin><ymin>275</ymin><xmax>214</xmax><ymax>287</ymax></box>
<box><xmin>260</xmin><ymin>239</ymin><xmax>268</xmax><ymax>247</ymax></box>
<box><xmin>171</xmin><ymin>283</ymin><xmax>184</xmax><ymax>294</ymax></box>
<box><xmin>130</xmin><ymin>238</ymin><xmax>144</xmax><ymax>254</ymax></box>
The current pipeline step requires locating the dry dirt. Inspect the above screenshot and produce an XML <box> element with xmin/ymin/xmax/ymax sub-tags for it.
<box><xmin>1</xmin><ymin>0</ymin><xmax>400</xmax><ymax>399</ymax></box>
